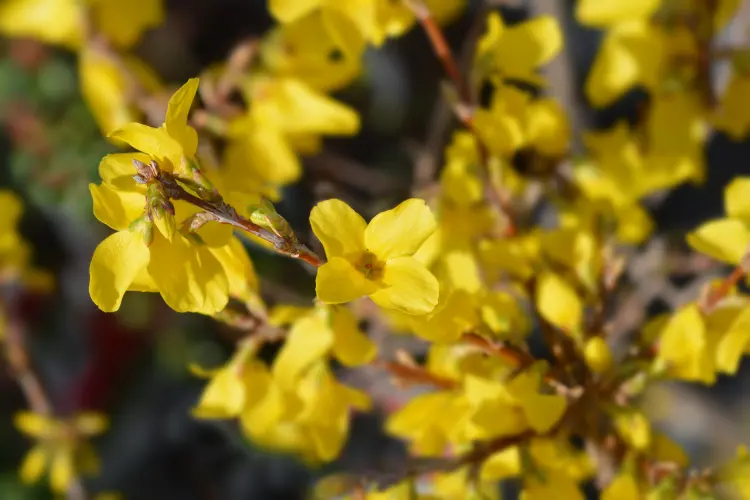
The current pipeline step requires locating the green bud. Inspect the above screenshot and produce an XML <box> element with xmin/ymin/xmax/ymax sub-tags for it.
<box><xmin>146</xmin><ymin>183</ymin><xmax>176</xmax><ymax>240</ymax></box>
<box><xmin>248</xmin><ymin>197</ymin><xmax>297</xmax><ymax>242</ymax></box>
<box><xmin>129</xmin><ymin>217</ymin><xmax>154</xmax><ymax>247</ymax></box>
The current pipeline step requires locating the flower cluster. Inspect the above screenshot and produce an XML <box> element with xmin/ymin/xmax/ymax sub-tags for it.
<box><xmin>4</xmin><ymin>0</ymin><xmax>750</xmax><ymax>498</ymax></box>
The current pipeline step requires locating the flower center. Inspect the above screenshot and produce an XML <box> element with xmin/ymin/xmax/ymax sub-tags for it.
<box><xmin>357</xmin><ymin>251</ymin><xmax>384</xmax><ymax>280</ymax></box>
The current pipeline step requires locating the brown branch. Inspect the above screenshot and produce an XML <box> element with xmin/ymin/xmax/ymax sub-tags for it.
<box><xmin>1</xmin><ymin>290</ymin><xmax>88</xmax><ymax>500</ymax></box>
<box><xmin>379</xmin><ymin>360</ymin><xmax>458</xmax><ymax>391</ymax></box>
<box><xmin>157</xmin><ymin>170</ymin><xmax>325</xmax><ymax>268</ymax></box>
<box><xmin>699</xmin><ymin>263</ymin><xmax>747</xmax><ymax>314</ymax></box>
<box><xmin>406</xmin><ymin>0</ymin><xmax>517</xmax><ymax>236</ymax></box>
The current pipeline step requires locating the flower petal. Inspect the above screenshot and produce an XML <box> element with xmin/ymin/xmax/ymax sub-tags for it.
<box><xmin>273</xmin><ymin>313</ymin><xmax>334</xmax><ymax>388</ymax></box>
<box><xmin>535</xmin><ymin>272</ymin><xmax>582</xmax><ymax>334</ymax></box>
<box><xmin>575</xmin><ymin>0</ymin><xmax>659</xmax><ymax>27</ymax></box>
<box><xmin>92</xmin><ymin>0</ymin><xmax>162</xmax><ymax>48</ymax></box>
<box><xmin>108</xmin><ymin>122</ymin><xmax>183</xmax><ymax>170</ymax></box>
<box><xmin>0</xmin><ymin>0</ymin><xmax>82</xmax><ymax>49</ymax></box>
<box><xmin>207</xmin><ymin>236</ymin><xmax>258</xmax><ymax>298</ymax></box>
<box><xmin>147</xmin><ymin>235</ymin><xmax>229</xmax><ymax>314</ymax></box>
<box><xmin>310</xmin><ymin>199</ymin><xmax>366</xmax><ymax>258</ymax></box>
<box><xmin>725</xmin><ymin>177</ymin><xmax>750</xmax><ymax>221</ymax></box>
<box><xmin>73</xmin><ymin>412</ymin><xmax>108</xmax><ymax>436</ymax></box>
<box><xmin>269</xmin><ymin>0</ymin><xmax>321</xmax><ymax>23</ymax></box>
<box><xmin>19</xmin><ymin>446</ymin><xmax>47</xmax><ymax>484</ymax></box>
<box><xmin>14</xmin><ymin>411</ymin><xmax>54</xmax><ymax>438</ymax></box>
<box><xmin>98</xmin><ymin>152</ymin><xmax>149</xmax><ymax>189</ymax></box>
<box><xmin>164</xmin><ymin>78</ymin><xmax>200</xmax><ymax>158</ymax></box>
<box><xmin>687</xmin><ymin>218</ymin><xmax>750</xmax><ymax>265</ymax></box>
<box><xmin>365</xmin><ymin>198</ymin><xmax>436</xmax><ymax>260</ymax></box>
<box><xmin>89</xmin><ymin>230</ymin><xmax>150</xmax><ymax>312</ymax></box>
<box><xmin>370</xmin><ymin>256</ymin><xmax>439</xmax><ymax>315</ymax></box>
<box><xmin>49</xmin><ymin>449</ymin><xmax>74</xmax><ymax>493</ymax></box>
<box><xmin>315</xmin><ymin>257</ymin><xmax>378</xmax><ymax>304</ymax></box>
<box><xmin>330</xmin><ymin>307</ymin><xmax>377</xmax><ymax>366</ymax></box>
<box><xmin>90</xmin><ymin>183</ymin><xmax>144</xmax><ymax>231</ymax></box>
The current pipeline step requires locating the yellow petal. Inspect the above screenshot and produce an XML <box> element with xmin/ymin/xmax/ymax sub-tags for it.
<box><xmin>0</xmin><ymin>0</ymin><xmax>83</xmax><ymax>49</ymax></box>
<box><xmin>73</xmin><ymin>412</ymin><xmax>108</xmax><ymax>436</ymax></box>
<box><xmin>269</xmin><ymin>0</ymin><xmax>321</xmax><ymax>23</ymax></box>
<box><xmin>481</xmin><ymin>447</ymin><xmax>520</xmax><ymax>481</ymax></box>
<box><xmin>492</xmin><ymin>15</ymin><xmax>562</xmax><ymax>84</ymax></box>
<box><xmin>207</xmin><ymin>236</ymin><xmax>258</xmax><ymax>298</ymax></box>
<box><xmin>273</xmin><ymin>314</ymin><xmax>334</xmax><ymax>388</ymax></box>
<box><xmin>89</xmin><ymin>230</ymin><xmax>150</xmax><ymax>313</ymax></box>
<box><xmin>98</xmin><ymin>153</ymin><xmax>149</xmax><ymax>189</ymax></box>
<box><xmin>509</xmin><ymin>371</ymin><xmax>567</xmax><ymax>433</ymax></box>
<box><xmin>261</xmin><ymin>78</ymin><xmax>359</xmax><ymax>135</ymax></box>
<box><xmin>310</xmin><ymin>199</ymin><xmax>366</xmax><ymax>259</ymax></box>
<box><xmin>92</xmin><ymin>0</ymin><xmax>162</xmax><ymax>48</ymax></box>
<box><xmin>585</xmin><ymin>22</ymin><xmax>661</xmax><ymax>107</ymax></box>
<box><xmin>535</xmin><ymin>272</ymin><xmax>582</xmax><ymax>334</ymax></box>
<box><xmin>192</xmin><ymin>366</ymin><xmax>246</xmax><ymax>419</ymax></box>
<box><xmin>716</xmin><ymin>307</ymin><xmax>750</xmax><ymax>374</ymax></box>
<box><xmin>725</xmin><ymin>177</ymin><xmax>750</xmax><ymax>220</ymax></box>
<box><xmin>108</xmin><ymin>122</ymin><xmax>183</xmax><ymax>171</ymax></box>
<box><xmin>164</xmin><ymin>78</ymin><xmax>200</xmax><ymax>158</ymax></box>
<box><xmin>14</xmin><ymin>411</ymin><xmax>54</xmax><ymax>438</ymax></box>
<box><xmin>658</xmin><ymin>304</ymin><xmax>714</xmax><ymax>384</ymax></box>
<box><xmin>49</xmin><ymin>449</ymin><xmax>74</xmax><ymax>493</ymax></box>
<box><xmin>316</xmin><ymin>257</ymin><xmax>378</xmax><ymax>304</ymax></box>
<box><xmin>370</xmin><ymin>256</ymin><xmax>439</xmax><ymax>315</ymax></box>
<box><xmin>687</xmin><ymin>218</ymin><xmax>750</xmax><ymax>265</ymax></box>
<box><xmin>147</xmin><ymin>235</ymin><xmax>229</xmax><ymax>314</ymax></box>
<box><xmin>330</xmin><ymin>307</ymin><xmax>377</xmax><ymax>366</ymax></box>
<box><xmin>223</xmin><ymin>127</ymin><xmax>302</xmax><ymax>185</ymax></box>
<box><xmin>575</xmin><ymin>0</ymin><xmax>659</xmax><ymax>26</ymax></box>
<box><xmin>613</xmin><ymin>410</ymin><xmax>651</xmax><ymax>450</ymax></box>
<box><xmin>19</xmin><ymin>445</ymin><xmax>47</xmax><ymax>484</ymax></box>
<box><xmin>268</xmin><ymin>305</ymin><xmax>313</xmax><ymax>326</ymax></box>
<box><xmin>79</xmin><ymin>47</ymin><xmax>137</xmax><ymax>136</ymax></box>
<box><xmin>365</xmin><ymin>198</ymin><xmax>436</xmax><ymax>260</ymax></box>
<box><xmin>90</xmin><ymin>183</ymin><xmax>144</xmax><ymax>231</ymax></box>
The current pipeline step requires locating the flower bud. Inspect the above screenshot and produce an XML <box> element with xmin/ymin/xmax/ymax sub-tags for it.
<box><xmin>584</xmin><ymin>337</ymin><xmax>613</xmax><ymax>374</ymax></box>
<box><xmin>146</xmin><ymin>183</ymin><xmax>176</xmax><ymax>240</ymax></box>
<box><xmin>129</xmin><ymin>216</ymin><xmax>154</xmax><ymax>247</ymax></box>
<box><xmin>248</xmin><ymin>198</ymin><xmax>297</xmax><ymax>242</ymax></box>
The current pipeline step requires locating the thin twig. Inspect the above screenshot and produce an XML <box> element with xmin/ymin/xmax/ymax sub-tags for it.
<box><xmin>406</xmin><ymin>0</ymin><xmax>517</xmax><ymax>235</ymax></box>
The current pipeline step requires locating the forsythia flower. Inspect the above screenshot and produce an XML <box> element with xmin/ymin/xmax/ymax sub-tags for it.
<box><xmin>270</xmin><ymin>304</ymin><xmax>376</xmax><ymax>388</ymax></box>
<box><xmin>15</xmin><ymin>411</ymin><xmax>108</xmax><ymax>493</ymax></box>
<box><xmin>688</xmin><ymin>177</ymin><xmax>750</xmax><ymax>265</ymax></box>
<box><xmin>269</xmin><ymin>0</ymin><xmax>467</xmax><ymax>47</ymax></box>
<box><xmin>0</xmin><ymin>0</ymin><xmax>163</xmax><ymax>50</ymax></box>
<box><xmin>89</xmin><ymin>79</ymin><xmax>254</xmax><ymax>314</ymax></box>
<box><xmin>476</xmin><ymin>11</ymin><xmax>562</xmax><ymax>86</ymax></box>
<box><xmin>310</xmin><ymin>198</ymin><xmax>439</xmax><ymax>314</ymax></box>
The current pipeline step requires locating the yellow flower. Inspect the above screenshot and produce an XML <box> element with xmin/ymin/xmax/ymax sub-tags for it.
<box><xmin>191</xmin><ymin>340</ymin><xmax>267</xmax><ymax>419</ymax></box>
<box><xmin>521</xmin><ymin>469</ymin><xmax>584</xmax><ymax>500</ymax></box>
<box><xmin>0</xmin><ymin>0</ymin><xmax>162</xmax><ymax>50</ymax></box>
<box><xmin>269</xmin><ymin>0</ymin><xmax>467</xmax><ymax>47</ymax></box>
<box><xmin>461</xmin><ymin>370</ymin><xmax>567</xmax><ymax>441</ymax></box>
<box><xmin>688</xmin><ymin>177</ymin><xmax>750</xmax><ymax>265</ymax></box>
<box><xmin>271</xmin><ymin>305</ymin><xmax>376</xmax><ymax>388</ymax></box>
<box><xmin>535</xmin><ymin>271</ymin><xmax>583</xmax><ymax>336</ymax></box>
<box><xmin>0</xmin><ymin>191</ymin><xmax>53</xmax><ymax>292</ymax></box>
<box><xmin>15</xmin><ymin>411</ymin><xmax>108</xmax><ymax>493</ymax></box>
<box><xmin>476</xmin><ymin>12</ymin><xmax>562</xmax><ymax>86</ymax></box>
<box><xmin>310</xmin><ymin>198</ymin><xmax>439</xmax><ymax>314</ymax></box>
<box><xmin>241</xmin><ymin>363</ymin><xmax>370</xmax><ymax>463</ymax></box>
<box><xmin>89</xmin><ymin>79</ymin><xmax>253</xmax><ymax>314</ymax></box>
<box><xmin>222</xmin><ymin>75</ymin><xmax>359</xmax><ymax>189</ymax></box>
<box><xmin>261</xmin><ymin>10</ymin><xmax>364</xmax><ymax>92</ymax></box>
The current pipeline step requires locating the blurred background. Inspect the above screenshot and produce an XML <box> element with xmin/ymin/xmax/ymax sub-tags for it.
<box><xmin>1</xmin><ymin>0</ymin><xmax>750</xmax><ymax>498</ymax></box>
